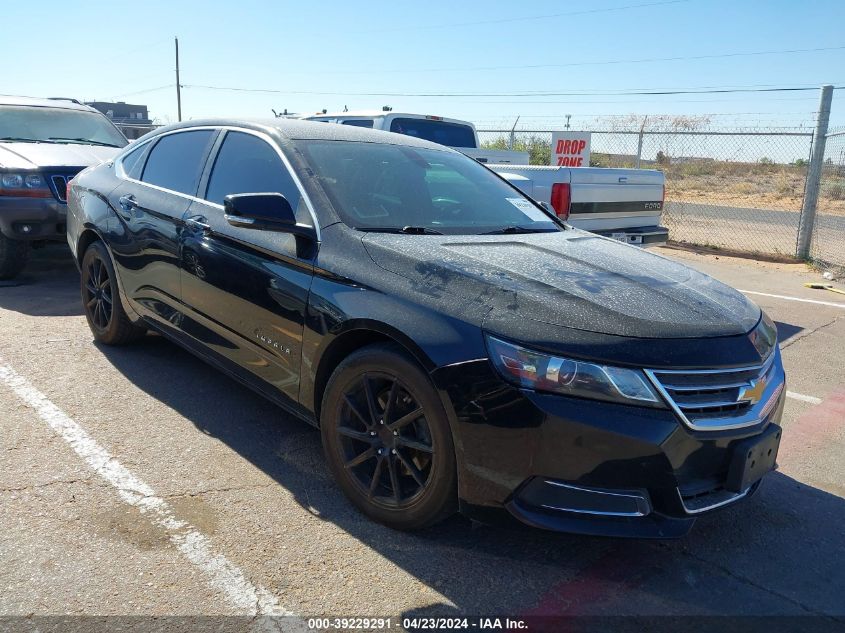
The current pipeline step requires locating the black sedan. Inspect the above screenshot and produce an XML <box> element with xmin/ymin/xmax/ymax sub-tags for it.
<box><xmin>66</xmin><ymin>120</ymin><xmax>785</xmax><ymax>537</ymax></box>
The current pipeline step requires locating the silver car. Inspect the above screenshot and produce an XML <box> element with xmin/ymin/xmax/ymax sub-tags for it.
<box><xmin>0</xmin><ymin>96</ymin><xmax>127</xmax><ymax>279</ymax></box>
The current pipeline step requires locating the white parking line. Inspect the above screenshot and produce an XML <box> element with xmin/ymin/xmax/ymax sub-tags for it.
<box><xmin>739</xmin><ymin>290</ymin><xmax>845</xmax><ymax>309</ymax></box>
<box><xmin>786</xmin><ymin>391</ymin><xmax>823</xmax><ymax>405</ymax></box>
<box><xmin>0</xmin><ymin>360</ymin><xmax>303</xmax><ymax>626</ymax></box>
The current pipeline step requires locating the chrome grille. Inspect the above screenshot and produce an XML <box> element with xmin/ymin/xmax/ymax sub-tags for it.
<box><xmin>50</xmin><ymin>175</ymin><xmax>68</xmax><ymax>202</ymax></box>
<box><xmin>645</xmin><ymin>351</ymin><xmax>783</xmax><ymax>431</ymax></box>
<box><xmin>47</xmin><ymin>169</ymin><xmax>83</xmax><ymax>203</ymax></box>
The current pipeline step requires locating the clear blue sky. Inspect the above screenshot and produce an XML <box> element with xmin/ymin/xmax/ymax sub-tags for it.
<box><xmin>3</xmin><ymin>0</ymin><xmax>844</xmax><ymax>130</ymax></box>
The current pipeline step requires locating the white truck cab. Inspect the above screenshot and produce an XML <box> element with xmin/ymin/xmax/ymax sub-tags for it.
<box><xmin>303</xmin><ymin>110</ymin><xmax>668</xmax><ymax>247</ymax></box>
<box><xmin>301</xmin><ymin>110</ymin><xmax>529</xmax><ymax>165</ymax></box>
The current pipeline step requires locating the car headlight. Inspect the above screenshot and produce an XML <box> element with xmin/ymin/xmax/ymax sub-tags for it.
<box><xmin>486</xmin><ymin>335</ymin><xmax>665</xmax><ymax>408</ymax></box>
<box><xmin>25</xmin><ymin>174</ymin><xmax>44</xmax><ymax>188</ymax></box>
<box><xmin>0</xmin><ymin>172</ymin><xmax>52</xmax><ymax>198</ymax></box>
<box><xmin>1</xmin><ymin>173</ymin><xmax>24</xmax><ymax>189</ymax></box>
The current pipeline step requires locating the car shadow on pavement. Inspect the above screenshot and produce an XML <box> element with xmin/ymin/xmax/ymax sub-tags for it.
<box><xmin>0</xmin><ymin>244</ymin><xmax>82</xmax><ymax>317</ymax></box>
<box><xmin>96</xmin><ymin>334</ymin><xmax>845</xmax><ymax>619</ymax></box>
<box><xmin>774</xmin><ymin>320</ymin><xmax>803</xmax><ymax>343</ymax></box>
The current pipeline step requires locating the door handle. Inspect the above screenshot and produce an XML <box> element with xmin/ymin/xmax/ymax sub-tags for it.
<box><xmin>185</xmin><ymin>215</ymin><xmax>211</xmax><ymax>233</ymax></box>
<box><xmin>118</xmin><ymin>194</ymin><xmax>137</xmax><ymax>211</ymax></box>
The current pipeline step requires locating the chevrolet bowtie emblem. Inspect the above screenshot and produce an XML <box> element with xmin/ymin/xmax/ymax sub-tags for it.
<box><xmin>739</xmin><ymin>377</ymin><xmax>767</xmax><ymax>405</ymax></box>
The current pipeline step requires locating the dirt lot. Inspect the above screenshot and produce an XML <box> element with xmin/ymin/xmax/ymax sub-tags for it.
<box><xmin>1</xmin><ymin>245</ymin><xmax>844</xmax><ymax>632</ymax></box>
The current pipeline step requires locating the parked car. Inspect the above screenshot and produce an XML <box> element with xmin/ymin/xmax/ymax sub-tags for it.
<box><xmin>0</xmin><ymin>96</ymin><xmax>128</xmax><ymax>279</ymax></box>
<box><xmin>303</xmin><ymin>110</ymin><xmax>668</xmax><ymax>247</ymax></box>
<box><xmin>67</xmin><ymin>119</ymin><xmax>785</xmax><ymax>537</ymax></box>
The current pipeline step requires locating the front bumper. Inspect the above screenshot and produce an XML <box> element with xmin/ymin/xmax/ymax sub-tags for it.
<box><xmin>593</xmin><ymin>225</ymin><xmax>669</xmax><ymax>247</ymax></box>
<box><xmin>0</xmin><ymin>196</ymin><xmax>68</xmax><ymax>241</ymax></box>
<box><xmin>432</xmin><ymin>357</ymin><xmax>785</xmax><ymax>538</ymax></box>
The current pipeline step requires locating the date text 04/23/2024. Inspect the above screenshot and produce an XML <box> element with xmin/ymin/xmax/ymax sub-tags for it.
<box><xmin>306</xmin><ymin>617</ymin><xmax>528</xmax><ymax>630</ymax></box>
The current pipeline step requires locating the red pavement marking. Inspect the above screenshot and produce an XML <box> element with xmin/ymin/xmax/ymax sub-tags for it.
<box><xmin>522</xmin><ymin>546</ymin><xmax>655</xmax><ymax>624</ymax></box>
<box><xmin>520</xmin><ymin>387</ymin><xmax>845</xmax><ymax>628</ymax></box>
<box><xmin>779</xmin><ymin>387</ymin><xmax>845</xmax><ymax>466</ymax></box>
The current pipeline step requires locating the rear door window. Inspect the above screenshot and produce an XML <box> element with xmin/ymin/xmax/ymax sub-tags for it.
<box><xmin>141</xmin><ymin>130</ymin><xmax>215</xmax><ymax>195</ymax></box>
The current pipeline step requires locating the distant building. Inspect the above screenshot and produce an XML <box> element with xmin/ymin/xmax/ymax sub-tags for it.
<box><xmin>85</xmin><ymin>101</ymin><xmax>152</xmax><ymax>125</ymax></box>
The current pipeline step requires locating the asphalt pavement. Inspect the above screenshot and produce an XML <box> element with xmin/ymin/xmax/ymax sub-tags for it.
<box><xmin>1</xmin><ymin>244</ymin><xmax>844</xmax><ymax>632</ymax></box>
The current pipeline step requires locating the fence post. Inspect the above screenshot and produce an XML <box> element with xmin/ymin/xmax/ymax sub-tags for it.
<box><xmin>636</xmin><ymin>116</ymin><xmax>648</xmax><ymax>168</ymax></box>
<box><xmin>797</xmin><ymin>85</ymin><xmax>834</xmax><ymax>259</ymax></box>
<box><xmin>508</xmin><ymin>116</ymin><xmax>520</xmax><ymax>151</ymax></box>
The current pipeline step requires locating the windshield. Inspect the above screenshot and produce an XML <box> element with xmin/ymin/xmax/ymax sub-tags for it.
<box><xmin>0</xmin><ymin>106</ymin><xmax>128</xmax><ymax>147</ymax></box>
<box><xmin>388</xmin><ymin>118</ymin><xmax>477</xmax><ymax>148</ymax></box>
<box><xmin>298</xmin><ymin>140</ymin><xmax>559</xmax><ymax>235</ymax></box>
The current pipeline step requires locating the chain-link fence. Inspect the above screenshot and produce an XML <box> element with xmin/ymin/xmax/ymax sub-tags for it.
<box><xmin>478</xmin><ymin>128</ymin><xmax>818</xmax><ymax>259</ymax></box>
<box><xmin>814</xmin><ymin>128</ymin><xmax>845</xmax><ymax>271</ymax></box>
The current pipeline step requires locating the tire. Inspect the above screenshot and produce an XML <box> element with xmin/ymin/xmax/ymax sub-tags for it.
<box><xmin>0</xmin><ymin>233</ymin><xmax>30</xmax><ymax>280</ymax></box>
<box><xmin>320</xmin><ymin>343</ymin><xmax>458</xmax><ymax>530</ymax></box>
<box><xmin>81</xmin><ymin>241</ymin><xmax>146</xmax><ymax>345</ymax></box>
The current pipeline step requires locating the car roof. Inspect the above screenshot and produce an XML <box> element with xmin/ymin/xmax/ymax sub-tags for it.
<box><xmin>302</xmin><ymin>111</ymin><xmax>476</xmax><ymax>126</ymax></box>
<box><xmin>0</xmin><ymin>94</ymin><xmax>102</xmax><ymax>113</ymax></box>
<box><xmin>147</xmin><ymin>118</ymin><xmax>460</xmax><ymax>152</ymax></box>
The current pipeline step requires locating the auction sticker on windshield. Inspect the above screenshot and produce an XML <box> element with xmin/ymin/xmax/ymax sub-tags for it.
<box><xmin>506</xmin><ymin>197</ymin><xmax>550</xmax><ymax>221</ymax></box>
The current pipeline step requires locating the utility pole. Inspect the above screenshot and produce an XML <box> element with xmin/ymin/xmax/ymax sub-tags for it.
<box><xmin>796</xmin><ymin>84</ymin><xmax>833</xmax><ymax>259</ymax></box>
<box><xmin>175</xmin><ymin>37</ymin><xmax>182</xmax><ymax>122</ymax></box>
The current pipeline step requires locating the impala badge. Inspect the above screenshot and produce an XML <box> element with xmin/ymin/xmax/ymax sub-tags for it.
<box><xmin>254</xmin><ymin>329</ymin><xmax>291</xmax><ymax>355</ymax></box>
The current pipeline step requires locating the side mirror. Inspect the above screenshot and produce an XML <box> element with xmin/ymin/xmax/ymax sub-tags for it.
<box><xmin>223</xmin><ymin>193</ymin><xmax>316</xmax><ymax>240</ymax></box>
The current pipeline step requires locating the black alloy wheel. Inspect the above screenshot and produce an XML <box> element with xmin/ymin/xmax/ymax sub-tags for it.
<box><xmin>338</xmin><ymin>372</ymin><xmax>434</xmax><ymax>506</ymax></box>
<box><xmin>84</xmin><ymin>256</ymin><xmax>113</xmax><ymax>331</ymax></box>
<box><xmin>80</xmin><ymin>241</ymin><xmax>146</xmax><ymax>345</ymax></box>
<box><xmin>321</xmin><ymin>344</ymin><xmax>457</xmax><ymax>529</ymax></box>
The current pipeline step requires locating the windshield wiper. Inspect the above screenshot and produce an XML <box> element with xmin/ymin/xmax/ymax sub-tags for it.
<box><xmin>47</xmin><ymin>137</ymin><xmax>122</xmax><ymax>147</ymax></box>
<box><xmin>0</xmin><ymin>136</ymin><xmax>53</xmax><ymax>143</ymax></box>
<box><xmin>400</xmin><ymin>226</ymin><xmax>443</xmax><ymax>235</ymax></box>
<box><xmin>481</xmin><ymin>225</ymin><xmax>559</xmax><ymax>235</ymax></box>
<box><xmin>357</xmin><ymin>226</ymin><xmax>444</xmax><ymax>235</ymax></box>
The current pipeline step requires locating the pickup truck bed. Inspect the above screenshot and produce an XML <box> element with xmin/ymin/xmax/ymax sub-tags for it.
<box><xmin>489</xmin><ymin>165</ymin><xmax>668</xmax><ymax>247</ymax></box>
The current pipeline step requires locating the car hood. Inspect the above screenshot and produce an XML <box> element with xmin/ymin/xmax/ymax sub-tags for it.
<box><xmin>362</xmin><ymin>229</ymin><xmax>760</xmax><ymax>339</ymax></box>
<box><xmin>0</xmin><ymin>142</ymin><xmax>120</xmax><ymax>170</ymax></box>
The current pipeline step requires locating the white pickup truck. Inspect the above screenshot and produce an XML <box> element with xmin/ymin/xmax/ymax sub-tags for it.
<box><xmin>488</xmin><ymin>165</ymin><xmax>667</xmax><ymax>247</ymax></box>
<box><xmin>302</xmin><ymin>110</ymin><xmax>668</xmax><ymax>246</ymax></box>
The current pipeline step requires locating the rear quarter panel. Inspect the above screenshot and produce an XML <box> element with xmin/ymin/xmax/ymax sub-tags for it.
<box><xmin>66</xmin><ymin>163</ymin><xmax>122</xmax><ymax>262</ymax></box>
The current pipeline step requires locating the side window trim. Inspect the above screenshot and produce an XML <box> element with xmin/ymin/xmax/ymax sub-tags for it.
<box><xmin>116</xmin><ymin>125</ymin><xmax>321</xmax><ymax>240</ymax></box>
<box><xmin>197</xmin><ymin>127</ymin><xmax>321</xmax><ymax>241</ymax></box>
<box><xmin>140</xmin><ymin>129</ymin><xmax>218</xmax><ymax>198</ymax></box>
<box><xmin>116</xmin><ymin>127</ymin><xmax>219</xmax><ymax>202</ymax></box>
<box><xmin>197</xmin><ymin>129</ymin><xmax>228</xmax><ymax>203</ymax></box>
<box><xmin>115</xmin><ymin>138</ymin><xmax>155</xmax><ymax>179</ymax></box>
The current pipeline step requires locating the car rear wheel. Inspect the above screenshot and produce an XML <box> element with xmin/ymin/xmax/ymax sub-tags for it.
<box><xmin>321</xmin><ymin>344</ymin><xmax>457</xmax><ymax>530</ymax></box>
<box><xmin>0</xmin><ymin>234</ymin><xmax>30</xmax><ymax>280</ymax></box>
<box><xmin>81</xmin><ymin>241</ymin><xmax>145</xmax><ymax>345</ymax></box>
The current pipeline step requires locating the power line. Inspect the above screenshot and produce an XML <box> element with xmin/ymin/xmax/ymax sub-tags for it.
<box><xmin>183</xmin><ymin>84</ymin><xmax>842</xmax><ymax>99</ymax></box>
<box><xmin>206</xmin><ymin>45</ymin><xmax>845</xmax><ymax>76</ymax></box>
<box><xmin>112</xmin><ymin>84</ymin><xmax>174</xmax><ymax>98</ymax></box>
<box><xmin>351</xmin><ymin>0</ymin><xmax>694</xmax><ymax>32</ymax></box>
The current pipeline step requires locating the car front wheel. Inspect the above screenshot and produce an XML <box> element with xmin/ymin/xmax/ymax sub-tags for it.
<box><xmin>321</xmin><ymin>344</ymin><xmax>458</xmax><ymax>530</ymax></box>
<box><xmin>81</xmin><ymin>241</ymin><xmax>145</xmax><ymax>345</ymax></box>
